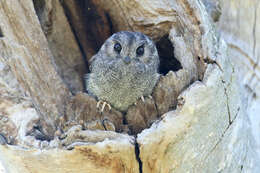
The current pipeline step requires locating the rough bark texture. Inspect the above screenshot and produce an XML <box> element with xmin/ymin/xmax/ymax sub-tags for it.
<box><xmin>33</xmin><ymin>0</ymin><xmax>86</xmax><ymax>94</ymax></box>
<box><xmin>0</xmin><ymin>0</ymin><xmax>259</xmax><ymax>172</ymax></box>
<box><xmin>0</xmin><ymin>0</ymin><xmax>71</xmax><ymax>137</ymax></box>
<box><xmin>138</xmin><ymin>40</ymin><xmax>246</xmax><ymax>172</ymax></box>
<box><xmin>0</xmin><ymin>133</ymin><xmax>139</xmax><ymax>173</ymax></box>
<box><xmin>60</xmin><ymin>0</ymin><xmax>112</xmax><ymax>62</ymax></box>
<box><xmin>65</xmin><ymin>92</ymin><xmax>125</xmax><ymax>133</ymax></box>
<box><xmin>217</xmin><ymin>0</ymin><xmax>260</xmax><ymax>171</ymax></box>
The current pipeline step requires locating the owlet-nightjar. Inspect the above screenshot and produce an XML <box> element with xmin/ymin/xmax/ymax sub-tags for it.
<box><xmin>85</xmin><ymin>31</ymin><xmax>160</xmax><ymax>112</ymax></box>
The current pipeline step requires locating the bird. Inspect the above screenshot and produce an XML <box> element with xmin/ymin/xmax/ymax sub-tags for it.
<box><xmin>85</xmin><ymin>31</ymin><xmax>160</xmax><ymax>112</ymax></box>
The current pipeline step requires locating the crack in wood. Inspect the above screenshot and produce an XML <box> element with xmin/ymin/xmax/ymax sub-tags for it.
<box><xmin>135</xmin><ymin>139</ymin><xmax>143</xmax><ymax>173</ymax></box>
<box><xmin>207</xmin><ymin>106</ymin><xmax>240</xmax><ymax>158</ymax></box>
<box><xmin>224</xmin><ymin>87</ymin><xmax>232</xmax><ymax>125</ymax></box>
<box><xmin>0</xmin><ymin>27</ymin><xmax>3</xmax><ymax>37</ymax></box>
<box><xmin>204</xmin><ymin>56</ymin><xmax>223</xmax><ymax>72</ymax></box>
<box><xmin>204</xmin><ymin>70</ymin><xmax>240</xmax><ymax>161</ymax></box>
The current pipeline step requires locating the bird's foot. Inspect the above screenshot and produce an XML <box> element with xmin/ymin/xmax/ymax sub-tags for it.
<box><xmin>141</xmin><ymin>96</ymin><xmax>145</xmax><ymax>102</ymax></box>
<box><xmin>140</xmin><ymin>95</ymin><xmax>152</xmax><ymax>103</ymax></box>
<box><xmin>96</xmin><ymin>100</ymin><xmax>111</xmax><ymax>112</ymax></box>
<box><xmin>134</xmin><ymin>95</ymin><xmax>153</xmax><ymax>106</ymax></box>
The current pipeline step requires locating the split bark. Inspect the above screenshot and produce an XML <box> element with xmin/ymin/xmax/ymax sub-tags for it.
<box><xmin>0</xmin><ymin>0</ymin><xmax>258</xmax><ymax>172</ymax></box>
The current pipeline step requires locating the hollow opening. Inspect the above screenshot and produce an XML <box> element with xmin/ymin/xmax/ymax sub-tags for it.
<box><xmin>156</xmin><ymin>35</ymin><xmax>182</xmax><ymax>75</ymax></box>
<box><xmin>0</xmin><ymin>0</ymin><xmax>197</xmax><ymax>155</ymax></box>
<box><xmin>60</xmin><ymin>0</ymin><xmax>114</xmax><ymax>91</ymax></box>
<box><xmin>60</xmin><ymin>0</ymin><xmax>113</xmax><ymax>63</ymax></box>
<box><xmin>30</xmin><ymin>1</ymin><xmax>184</xmax><ymax>138</ymax></box>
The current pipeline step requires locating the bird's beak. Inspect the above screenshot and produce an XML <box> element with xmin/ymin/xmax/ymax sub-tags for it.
<box><xmin>123</xmin><ymin>56</ymin><xmax>131</xmax><ymax>64</ymax></box>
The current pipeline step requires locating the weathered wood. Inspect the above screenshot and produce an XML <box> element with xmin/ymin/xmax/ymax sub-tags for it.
<box><xmin>33</xmin><ymin>0</ymin><xmax>86</xmax><ymax>94</ymax></box>
<box><xmin>0</xmin><ymin>0</ymin><xmax>71</xmax><ymax>135</ymax></box>
<box><xmin>217</xmin><ymin>0</ymin><xmax>260</xmax><ymax>171</ymax></box>
<box><xmin>61</xmin><ymin>0</ymin><xmax>112</xmax><ymax>62</ymax></box>
<box><xmin>0</xmin><ymin>0</ymin><xmax>259</xmax><ymax>172</ymax></box>
<box><xmin>0</xmin><ymin>133</ymin><xmax>139</xmax><ymax>173</ymax></box>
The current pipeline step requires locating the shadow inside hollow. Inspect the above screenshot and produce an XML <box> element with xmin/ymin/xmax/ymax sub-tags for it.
<box><xmin>156</xmin><ymin>35</ymin><xmax>182</xmax><ymax>75</ymax></box>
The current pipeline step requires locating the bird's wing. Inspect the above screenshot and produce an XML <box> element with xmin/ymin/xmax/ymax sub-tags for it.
<box><xmin>88</xmin><ymin>54</ymin><xmax>99</xmax><ymax>71</ymax></box>
<box><xmin>89</xmin><ymin>55</ymin><xmax>96</xmax><ymax>64</ymax></box>
<box><xmin>84</xmin><ymin>73</ymin><xmax>90</xmax><ymax>91</ymax></box>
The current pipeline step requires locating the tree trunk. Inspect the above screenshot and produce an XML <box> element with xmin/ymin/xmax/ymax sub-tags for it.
<box><xmin>0</xmin><ymin>0</ymin><xmax>259</xmax><ymax>172</ymax></box>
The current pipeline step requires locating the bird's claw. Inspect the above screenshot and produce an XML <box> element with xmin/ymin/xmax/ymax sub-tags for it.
<box><xmin>97</xmin><ymin>100</ymin><xmax>111</xmax><ymax>112</ymax></box>
<box><xmin>141</xmin><ymin>96</ymin><xmax>145</xmax><ymax>102</ymax></box>
<box><xmin>138</xmin><ymin>95</ymin><xmax>152</xmax><ymax>105</ymax></box>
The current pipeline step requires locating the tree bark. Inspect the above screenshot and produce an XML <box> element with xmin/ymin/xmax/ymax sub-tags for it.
<box><xmin>0</xmin><ymin>0</ymin><xmax>71</xmax><ymax>137</ymax></box>
<box><xmin>0</xmin><ymin>0</ymin><xmax>259</xmax><ymax>172</ymax></box>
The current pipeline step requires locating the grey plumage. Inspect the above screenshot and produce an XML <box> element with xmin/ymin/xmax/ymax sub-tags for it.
<box><xmin>85</xmin><ymin>31</ymin><xmax>160</xmax><ymax>112</ymax></box>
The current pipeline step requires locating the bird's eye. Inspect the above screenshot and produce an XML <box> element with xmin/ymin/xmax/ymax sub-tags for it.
<box><xmin>136</xmin><ymin>45</ymin><xmax>144</xmax><ymax>56</ymax></box>
<box><xmin>114</xmin><ymin>43</ymin><xmax>122</xmax><ymax>53</ymax></box>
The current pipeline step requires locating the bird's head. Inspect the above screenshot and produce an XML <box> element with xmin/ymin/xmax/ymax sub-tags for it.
<box><xmin>99</xmin><ymin>31</ymin><xmax>159</xmax><ymax>70</ymax></box>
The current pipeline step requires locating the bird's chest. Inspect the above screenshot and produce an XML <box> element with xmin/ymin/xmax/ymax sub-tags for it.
<box><xmin>101</xmin><ymin>67</ymin><xmax>144</xmax><ymax>94</ymax></box>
